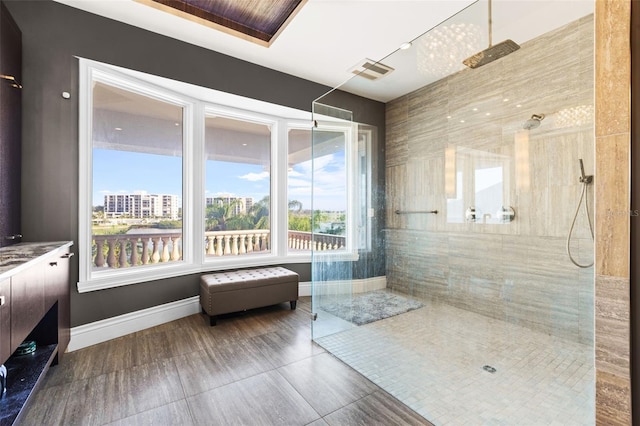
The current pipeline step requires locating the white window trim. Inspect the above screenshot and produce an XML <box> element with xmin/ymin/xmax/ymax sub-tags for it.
<box><xmin>77</xmin><ymin>58</ymin><xmax>359</xmax><ymax>293</ymax></box>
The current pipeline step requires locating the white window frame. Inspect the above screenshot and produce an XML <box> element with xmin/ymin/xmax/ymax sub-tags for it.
<box><xmin>308</xmin><ymin>119</ymin><xmax>361</xmax><ymax>262</ymax></box>
<box><xmin>77</xmin><ymin>58</ymin><xmax>361</xmax><ymax>293</ymax></box>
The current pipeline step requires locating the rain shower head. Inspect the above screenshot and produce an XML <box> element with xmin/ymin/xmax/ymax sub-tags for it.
<box><xmin>463</xmin><ymin>40</ymin><xmax>520</xmax><ymax>68</ymax></box>
<box><xmin>522</xmin><ymin>114</ymin><xmax>545</xmax><ymax>130</ymax></box>
<box><xmin>463</xmin><ymin>0</ymin><xmax>520</xmax><ymax>69</ymax></box>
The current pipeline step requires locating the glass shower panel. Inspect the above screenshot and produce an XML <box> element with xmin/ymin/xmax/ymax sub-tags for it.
<box><xmin>310</xmin><ymin>104</ymin><xmax>356</xmax><ymax>340</ymax></box>
<box><xmin>311</xmin><ymin>0</ymin><xmax>595</xmax><ymax>424</ymax></box>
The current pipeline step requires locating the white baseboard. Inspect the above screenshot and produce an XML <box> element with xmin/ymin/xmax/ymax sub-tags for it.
<box><xmin>68</xmin><ymin>296</ymin><xmax>201</xmax><ymax>352</ymax></box>
<box><xmin>68</xmin><ymin>276</ymin><xmax>387</xmax><ymax>352</ymax></box>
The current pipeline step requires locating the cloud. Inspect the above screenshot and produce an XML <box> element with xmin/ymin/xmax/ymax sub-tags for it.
<box><xmin>239</xmin><ymin>171</ymin><xmax>270</xmax><ymax>182</ymax></box>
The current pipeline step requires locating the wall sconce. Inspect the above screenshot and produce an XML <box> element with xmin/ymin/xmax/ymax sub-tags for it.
<box><xmin>445</xmin><ymin>145</ymin><xmax>457</xmax><ymax>198</ymax></box>
<box><xmin>514</xmin><ymin>130</ymin><xmax>530</xmax><ymax>191</ymax></box>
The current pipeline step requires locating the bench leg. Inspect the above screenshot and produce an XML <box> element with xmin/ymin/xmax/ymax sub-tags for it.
<box><xmin>209</xmin><ymin>315</ymin><xmax>217</xmax><ymax>327</ymax></box>
<box><xmin>290</xmin><ymin>300</ymin><xmax>297</xmax><ymax>310</ymax></box>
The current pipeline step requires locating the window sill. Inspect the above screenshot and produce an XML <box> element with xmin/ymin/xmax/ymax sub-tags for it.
<box><xmin>77</xmin><ymin>251</ymin><xmax>357</xmax><ymax>293</ymax></box>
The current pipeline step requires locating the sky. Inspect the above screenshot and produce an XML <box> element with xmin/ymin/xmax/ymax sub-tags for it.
<box><xmin>93</xmin><ymin>148</ymin><xmax>347</xmax><ymax>211</ymax></box>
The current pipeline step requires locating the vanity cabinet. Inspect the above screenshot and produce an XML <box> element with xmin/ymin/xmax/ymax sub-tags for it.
<box><xmin>0</xmin><ymin>242</ymin><xmax>73</xmax><ymax>425</ymax></box>
<box><xmin>0</xmin><ymin>1</ymin><xmax>22</xmax><ymax>247</ymax></box>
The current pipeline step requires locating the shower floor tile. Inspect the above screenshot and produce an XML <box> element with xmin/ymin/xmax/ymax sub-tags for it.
<box><xmin>315</xmin><ymin>296</ymin><xmax>594</xmax><ymax>426</ymax></box>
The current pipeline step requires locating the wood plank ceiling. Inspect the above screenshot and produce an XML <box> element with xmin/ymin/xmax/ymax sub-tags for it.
<box><xmin>134</xmin><ymin>0</ymin><xmax>307</xmax><ymax>46</ymax></box>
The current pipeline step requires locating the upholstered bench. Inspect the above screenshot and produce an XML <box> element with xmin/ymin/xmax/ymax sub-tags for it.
<box><xmin>200</xmin><ymin>266</ymin><xmax>299</xmax><ymax>326</ymax></box>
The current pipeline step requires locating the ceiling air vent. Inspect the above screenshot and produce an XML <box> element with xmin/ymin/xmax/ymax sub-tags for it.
<box><xmin>350</xmin><ymin>59</ymin><xmax>394</xmax><ymax>81</ymax></box>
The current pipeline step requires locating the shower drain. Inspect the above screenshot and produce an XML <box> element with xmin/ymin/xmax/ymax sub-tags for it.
<box><xmin>483</xmin><ymin>365</ymin><xmax>497</xmax><ymax>373</ymax></box>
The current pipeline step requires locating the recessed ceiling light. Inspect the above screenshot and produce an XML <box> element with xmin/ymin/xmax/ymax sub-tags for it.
<box><xmin>446</xmin><ymin>115</ymin><xmax>452</xmax><ymax>119</ymax></box>
<box><xmin>175</xmin><ymin>122</ymin><xmax>180</xmax><ymax>126</ymax></box>
<box><xmin>503</xmin><ymin>98</ymin><xmax>509</xmax><ymax>102</ymax></box>
<box><xmin>242</xmin><ymin>143</ymin><xmax>247</xmax><ymax>146</ymax></box>
<box><xmin>460</xmin><ymin>120</ymin><xmax>465</xmax><ymax>123</ymax></box>
<box><xmin>486</xmin><ymin>112</ymin><xmax>491</xmax><ymax>116</ymax></box>
<box><xmin>516</xmin><ymin>104</ymin><xmax>522</xmax><ymax>108</ymax></box>
<box><xmin>115</xmin><ymin>127</ymin><xmax>122</xmax><ymax>131</ymax></box>
<box><xmin>472</xmin><ymin>108</ymin><xmax>478</xmax><ymax>111</ymax></box>
<box><xmin>399</xmin><ymin>42</ymin><xmax>412</xmax><ymax>50</ymax></box>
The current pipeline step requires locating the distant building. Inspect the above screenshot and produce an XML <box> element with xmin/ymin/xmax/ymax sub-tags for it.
<box><xmin>103</xmin><ymin>192</ymin><xmax>179</xmax><ymax>219</ymax></box>
<box><xmin>206</xmin><ymin>196</ymin><xmax>253</xmax><ymax>215</ymax></box>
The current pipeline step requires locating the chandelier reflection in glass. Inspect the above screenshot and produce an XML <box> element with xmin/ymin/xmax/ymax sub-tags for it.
<box><xmin>417</xmin><ymin>23</ymin><xmax>485</xmax><ymax>81</ymax></box>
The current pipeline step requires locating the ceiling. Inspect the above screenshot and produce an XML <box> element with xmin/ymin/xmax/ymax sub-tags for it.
<box><xmin>55</xmin><ymin>0</ymin><xmax>594</xmax><ymax>103</ymax></box>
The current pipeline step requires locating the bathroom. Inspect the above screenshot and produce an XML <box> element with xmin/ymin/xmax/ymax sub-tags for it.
<box><xmin>310</xmin><ymin>1</ymin><xmax>601</xmax><ymax>424</ymax></box>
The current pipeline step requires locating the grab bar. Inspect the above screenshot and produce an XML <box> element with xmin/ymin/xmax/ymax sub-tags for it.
<box><xmin>395</xmin><ymin>210</ymin><xmax>438</xmax><ymax>215</ymax></box>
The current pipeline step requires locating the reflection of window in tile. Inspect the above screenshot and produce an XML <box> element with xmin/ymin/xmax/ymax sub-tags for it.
<box><xmin>446</xmin><ymin>147</ymin><xmax>511</xmax><ymax>224</ymax></box>
<box><xmin>475</xmin><ymin>166</ymin><xmax>503</xmax><ymax>223</ymax></box>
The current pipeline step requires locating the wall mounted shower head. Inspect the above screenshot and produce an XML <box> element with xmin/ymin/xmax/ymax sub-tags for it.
<box><xmin>522</xmin><ymin>113</ymin><xmax>545</xmax><ymax>130</ymax></box>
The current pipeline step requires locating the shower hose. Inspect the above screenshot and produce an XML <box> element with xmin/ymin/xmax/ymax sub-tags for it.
<box><xmin>566</xmin><ymin>181</ymin><xmax>594</xmax><ymax>268</ymax></box>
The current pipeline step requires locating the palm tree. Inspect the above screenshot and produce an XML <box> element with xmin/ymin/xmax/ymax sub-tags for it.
<box><xmin>249</xmin><ymin>196</ymin><xmax>270</xmax><ymax>229</ymax></box>
<box><xmin>288</xmin><ymin>199</ymin><xmax>303</xmax><ymax>213</ymax></box>
<box><xmin>205</xmin><ymin>198</ymin><xmax>243</xmax><ymax>231</ymax></box>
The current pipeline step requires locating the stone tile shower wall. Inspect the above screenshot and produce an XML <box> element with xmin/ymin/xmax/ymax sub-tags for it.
<box><xmin>385</xmin><ymin>15</ymin><xmax>594</xmax><ymax>344</ymax></box>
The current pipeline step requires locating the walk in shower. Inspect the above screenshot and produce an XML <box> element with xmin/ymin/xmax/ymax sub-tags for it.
<box><xmin>311</xmin><ymin>1</ymin><xmax>595</xmax><ymax>424</ymax></box>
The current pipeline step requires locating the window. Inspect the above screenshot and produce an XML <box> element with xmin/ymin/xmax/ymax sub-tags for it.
<box><xmin>78</xmin><ymin>59</ymin><xmax>366</xmax><ymax>292</ymax></box>
<box><xmin>204</xmin><ymin>113</ymin><xmax>273</xmax><ymax>257</ymax></box>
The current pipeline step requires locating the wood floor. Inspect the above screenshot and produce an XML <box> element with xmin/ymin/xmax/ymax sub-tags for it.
<box><xmin>20</xmin><ymin>297</ymin><xmax>432</xmax><ymax>425</ymax></box>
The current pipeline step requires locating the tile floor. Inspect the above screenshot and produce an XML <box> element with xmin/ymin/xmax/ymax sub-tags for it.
<box><xmin>19</xmin><ymin>297</ymin><xmax>431</xmax><ymax>426</ymax></box>
<box><xmin>314</xmin><ymin>293</ymin><xmax>595</xmax><ymax>426</ymax></box>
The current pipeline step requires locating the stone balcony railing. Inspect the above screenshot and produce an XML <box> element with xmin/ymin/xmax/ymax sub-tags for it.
<box><xmin>92</xmin><ymin>230</ymin><xmax>345</xmax><ymax>269</ymax></box>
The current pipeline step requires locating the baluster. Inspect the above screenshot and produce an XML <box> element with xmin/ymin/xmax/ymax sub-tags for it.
<box><xmin>119</xmin><ymin>239</ymin><xmax>128</xmax><ymax>267</ymax></box>
<box><xmin>171</xmin><ymin>236</ymin><xmax>181</xmax><ymax>260</ymax></box>
<box><xmin>253</xmin><ymin>234</ymin><xmax>261</xmax><ymax>252</ymax></box>
<box><xmin>288</xmin><ymin>235</ymin><xmax>293</xmax><ymax>249</ymax></box>
<box><xmin>151</xmin><ymin>237</ymin><xmax>161</xmax><ymax>263</ymax></box>
<box><xmin>141</xmin><ymin>238</ymin><xmax>150</xmax><ymax>265</ymax></box>
<box><xmin>130</xmin><ymin>237</ymin><xmax>139</xmax><ymax>266</ymax></box>
<box><xmin>94</xmin><ymin>237</ymin><xmax>105</xmax><ymax>267</ymax></box>
<box><xmin>223</xmin><ymin>235</ymin><xmax>232</xmax><ymax>255</ymax></box>
<box><xmin>107</xmin><ymin>238</ymin><xmax>117</xmax><ymax>267</ymax></box>
<box><xmin>206</xmin><ymin>236</ymin><xmax>215</xmax><ymax>255</ymax></box>
<box><xmin>239</xmin><ymin>235</ymin><xmax>247</xmax><ymax>254</ymax></box>
<box><xmin>215</xmin><ymin>236</ymin><xmax>224</xmax><ymax>256</ymax></box>
<box><xmin>246</xmin><ymin>234</ymin><xmax>254</xmax><ymax>253</ymax></box>
<box><xmin>161</xmin><ymin>237</ymin><xmax>170</xmax><ymax>262</ymax></box>
<box><xmin>231</xmin><ymin>235</ymin><xmax>239</xmax><ymax>255</ymax></box>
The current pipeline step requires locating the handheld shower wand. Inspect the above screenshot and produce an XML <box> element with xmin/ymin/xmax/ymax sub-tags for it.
<box><xmin>567</xmin><ymin>159</ymin><xmax>594</xmax><ymax>268</ymax></box>
<box><xmin>579</xmin><ymin>159</ymin><xmax>593</xmax><ymax>184</ymax></box>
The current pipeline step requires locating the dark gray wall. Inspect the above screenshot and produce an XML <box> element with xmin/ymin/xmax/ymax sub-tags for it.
<box><xmin>4</xmin><ymin>0</ymin><xmax>385</xmax><ymax>326</ymax></box>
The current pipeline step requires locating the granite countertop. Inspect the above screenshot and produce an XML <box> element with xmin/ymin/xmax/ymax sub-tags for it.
<box><xmin>0</xmin><ymin>241</ymin><xmax>73</xmax><ymax>280</ymax></box>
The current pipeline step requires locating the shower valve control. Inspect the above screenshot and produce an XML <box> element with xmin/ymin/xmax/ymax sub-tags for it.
<box><xmin>465</xmin><ymin>207</ymin><xmax>477</xmax><ymax>222</ymax></box>
<box><xmin>497</xmin><ymin>206</ymin><xmax>515</xmax><ymax>223</ymax></box>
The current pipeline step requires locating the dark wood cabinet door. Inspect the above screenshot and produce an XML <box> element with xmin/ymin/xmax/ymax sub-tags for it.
<box><xmin>10</xmin><ymin>266</ymin><xmax>44</xmax><ymax>354</ymax></box>
<box><xmin>0</xmin><ymin>2</ymin><xmax>21</xmax><ymax>247</ymax></box>
<box><xmin>44</xmin><ymin>249</ymin><xmax>71</xmax><ymax>354</ymax></box>
<box><xmin>0</xmin><ymin>278</ymin><xmax>9</xmax><ymax>362</ymax></box>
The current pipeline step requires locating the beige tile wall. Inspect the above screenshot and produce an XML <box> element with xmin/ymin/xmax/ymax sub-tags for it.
<box><xmin>594</xmin><ymin>0</ymin><xmax>632</xmax><ymax>424</ymax></box>
<box><xmin>385</xmin><ymin>16</ymin><xmax>595</xmax><ymax>344</ymax></box>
